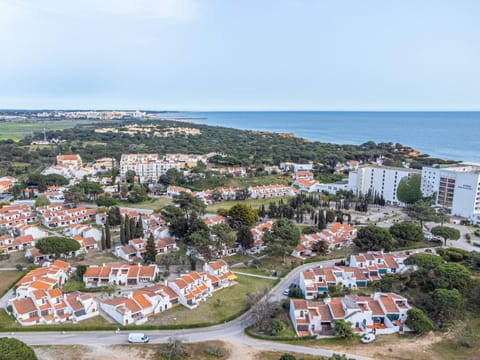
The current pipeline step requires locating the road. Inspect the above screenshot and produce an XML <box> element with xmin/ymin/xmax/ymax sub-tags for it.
<box><xmin>1</xmin><ymin>257</ymin><xmax>373</xmax><ymax>359</ymax></box>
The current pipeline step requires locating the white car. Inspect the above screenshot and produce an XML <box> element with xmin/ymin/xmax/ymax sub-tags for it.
<box><xmin>282</xmin><ymin>288</ymin><xmax>290</xmax><ymax>296</ymax></box>
<box><xmin>128</xmin><ymin>333</ymin><xmax>149</xmax><ymax>343</ymax></box>
<box><xmin>360</xmin><ymin>333</ymin><xmax>376</xmax><ymax>344</ymax></box>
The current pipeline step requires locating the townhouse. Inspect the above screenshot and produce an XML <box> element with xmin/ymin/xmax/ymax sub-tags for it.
<box><xmin>292</xmin><ymin>222</ymin><xmax>357</xmax><ymax>258</ymax></box>
<box><xmin>9</xmin><ymin>260</ymin><xmax>98</xmax><ymax>326</ymax></box>
<box><xmin>290</xmin><ymin>292</ymin><xmax>411</xmax><ymax>337</ymax></box>
<box><xmin>299</xmin><ymin>266</ymin><xmax>368</xmax><ymax>299</ymax></box>
<box><xmin>0</xmin><ymin>234</ymin><xmax>35</xmax><ymax>254</ymax></box>
<box><xmin>203</xmin><ymin>259</ymin><xmax>237</xmax><ymax>289</ymax></box>
<box><xmin>100</xmin><ymin>285</ymin><xmax>178</xmax><ymax>326</ymax></box>
<box><xmin>294</xmin><ymin>178</ymin><xmax>319</xmax><ymax>193</ymax></box>
<box><xmin>83</xmin><ymin>264</ymin><xmax>159</xmax><ymax>288</ymax></box>
<box><xmin>349</xmin><ymin>252</ymin><xmax>410</xmax><ymax>280</ymax></box>
<box><xmin>0</xmin><ymin>204</ymin><xmax>36</xmax><ymax>228</ymax></box>
<box><xmin>248</xmin><ymin>221</ymin><xmax>274</xmax><ymax>254</ymax></box>
<box><xmin>64</xmin><ymin>224</ymin><xmax>102</xmax><ymax>242</ymax></box>
<box><xmin>166</xmin><ymin>185</ymin><xmax>191</xmax><ymax>197</ymax></box>
<box><xmin>248</xmin><ymin>184</ymin><xmax>296</xmax><ymax>199</ymax></box>
<box><xmin>37</xmin><ymin>204</ymin><xmax>96</xmax><ymax>228</ymax></box>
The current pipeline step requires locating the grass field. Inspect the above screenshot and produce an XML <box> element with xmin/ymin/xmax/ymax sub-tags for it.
<box><xmin>0</xmin><ymin>120</ymin><xmax>82</xmax><ymax>140</ymax></box>
<box><xmin>233</xmin><ymin>254</ymin><xmax>300</xmax><ymax>278</ymax></box>
<box><xmin>117</xmin><ymin>197</ymin><xmax>173</xmax><ymax>211</ymax></box>
<box><xmin>149</xmin><ymin>274</ymin><xmax>274</xmax><ymax>326</ymax></box>
<box><xmin>221</xmin><ymin>174</ymin><xmax>292</xmax><ymax>188</ymax></box>
<box><xmin>0</xmin><ymin>270</ymin><xmax>26</xmax><ymax>296</ymax></box>
<box><xmin>206</xmin><ymin>196</ymin><xmax>294</xmax><ymax>214</ymax></box>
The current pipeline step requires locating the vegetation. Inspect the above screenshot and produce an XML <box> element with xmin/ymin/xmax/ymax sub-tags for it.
<box><xmin>0</xmin><ymin>337</ymin><xmax>37</xmax><ymax>360</ymax></box>
<box><xmin>389</xmin><ymin>221</ymin><xmax>424</xmax><ymax>247</ymax></box>
<box><xmin>354</xmin><ymin>225</ymin><xmax>394</xmax><ymax>251</ymax></box>
<box><xmin>332</xmin><ymin>320</ymin><xmax>353</xmax><ymax>338</ymax></box>
<box><xmin>396</xmin><ymin>174</ymin><xmax>422</xmax><ymax>204</ymax></box>
<box><xmin>35</xmin><ymin>237</ymin><xmax>81</xmax><ymax>257</ymax></box>
<box><xmin>158</xmin><ymin>336</ymin><xmax>188</xmax><ymax>360</ymax></box>
<box><xmin>431</xmin><ymin>225</ymin><xmax>461</xmax><ymax>246</ymax></box>
<box><xmin>405</xmin><ymin>308</ymin><xmax>433</xmax><ymax>334</ymax></box>
<box><xmin>264</xmin><ymin>218</ymin><xmax>301</xmax><ymax>263</ymax></box>
<box><xmin>228</xmin><ymin>203</ymin><xmax>258</xmax><ymax>227</ymax></box>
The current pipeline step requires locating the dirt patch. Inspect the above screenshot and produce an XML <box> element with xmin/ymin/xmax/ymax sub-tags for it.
<box><xmin>226</xmin><ymin>341</ymin><xmax>261</xmax><ymax>360</ymax></box>
<box><xmin>316</xmin><ymin>333</ymin><xmax>444</xmax><ymax>360</ymax></box>
<box><xmin>34</xmin><ymin>344</ymin><xmax>157</xmax><ymax>360</ymax></box>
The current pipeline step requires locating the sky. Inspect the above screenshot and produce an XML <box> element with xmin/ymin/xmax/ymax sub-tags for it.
<box><xmin>0</xmin><ymin>0</ymin><xmax>479</xmax><ymax>111</ymax></box>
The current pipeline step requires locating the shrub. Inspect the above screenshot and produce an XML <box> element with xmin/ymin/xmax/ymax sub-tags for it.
<box><xmin>268</xmin><ymin>319</ymin><xmax>285</xmax><ymax>336</ymax></box>
<box><xmin>279</xmin><ymin>354</ymin><xmax>296</xmax><ymax>360</ymax></box>
<box><xmin>203</xmin><ymin>344</ymin><xmax>224</xmax><ymax>357</ymax></box>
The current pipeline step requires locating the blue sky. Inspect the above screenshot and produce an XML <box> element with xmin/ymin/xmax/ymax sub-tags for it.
<box><xmin>0</xmin><ymin>0</ymin><xmax>479</xmax><ymax>110</ymax></box>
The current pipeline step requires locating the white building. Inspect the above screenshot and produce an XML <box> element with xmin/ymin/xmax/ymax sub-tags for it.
<box><xmin>120</xmin><ymin>154</ymin><xmax>181</xmax><ymax>183</ymax></box>
<box><xmin>348</xmin><ymin>165</ymin><xmax>421</xmax><ymax>205</ymax></box>
<box><xmin>421</xmin><ymin>163</ymin><xmax>480</xmax><ymax>224</ymax></box>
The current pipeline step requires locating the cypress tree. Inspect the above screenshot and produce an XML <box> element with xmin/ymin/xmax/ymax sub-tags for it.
<box><xmin>105</xmin><ymin>222</ymin><xmax>112</xmax><ymax>249</ymax></box>
<box><xmin>318</xmin><ymin>209</ymin><xmax>326</xmax><ymax>230</ymax></box>
<box><xmin>124</xmin><ymin>215</ymin><xmax>130</xmax><ymax>241</ymax></box>
<box><xmin>129</xmin><ymin>217</ymin><xmax>136</xmax><ymax>239</ymax></box>
<box><xmin>144</xmin><ymin>233</ymin><xmax>157</xmax><ymax>264</ymax></box>
<box><xmin>100</xmin><ymin>229</ymin><xmax>106</xmax><ymax>250</ymax></box>
<box><xmin>120</xmin><ymin>220</ymin><xmax>126</xmax><ymax>245</ymax></box>
<box><xmin>136</xmin><ymin>216</ymin><xmax>144</xmax><ymax>238</ymax></box>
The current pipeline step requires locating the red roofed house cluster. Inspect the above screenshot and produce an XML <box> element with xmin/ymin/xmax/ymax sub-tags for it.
<box><xmin>0</xmin><ymin>204</ymin><xmax>36</xmax><ymax>228</ymax></box>
<box><xmin>10</xmin><ymin>260</ymin><xmax>99</xmax><ymax>326</ymax></box>
<box><xmin>349</xmin><ymin>251</ymin><xmax>411</xmax><ymax>281</ymax></box>
<box><xmin>299</xmin><ymin>266</ymin><xmax>368</xmax><ymax>299</ymax></box>
<box><xmin>37</xmin><ymin>204</ymin><xmax>96</xmax><ymax>228</ymax></box>
<box><xmin>292</xmin><ymin>222</ymin><xmax>357</xmax><ymax>259</ymax></box>
<box><xmin>83</xmin><ymin>264</ymin><xmax>159</xmax><ymax>288</ymax></box>
<box><xmin>290</xmin><ymin>292</ymin><xmax>411</xmax><ymax>337</ymax></box>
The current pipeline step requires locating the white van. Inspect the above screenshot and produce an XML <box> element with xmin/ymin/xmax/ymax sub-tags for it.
<box><xmin>128</xmin><ymin>333</ymin><xmax>149</xmax><ymax>343</ymax></box>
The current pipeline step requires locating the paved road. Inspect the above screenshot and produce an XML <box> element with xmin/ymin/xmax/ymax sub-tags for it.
<box><xmin>231</xmin><ymin>271</ymin><xmax>278</xmax><ymax>280</ymax></box>
<box><xmin>0</xmin><ymin>256</ymin><xmax>373</xmax><ymax>359</ymax></box>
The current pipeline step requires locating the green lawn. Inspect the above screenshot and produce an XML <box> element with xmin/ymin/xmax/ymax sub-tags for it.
<box><xmin>234</xmin><ymin>254</ymin><xmax>300</xmax><ymax>277</ymax></box>
<box><xmin>0</xmin><ymin>120</ymin><xmax>82</xmax><ymax>140</ymax></box>
<box><xmin>117</xmin><ymin>196</ymin><xmax>172</xmax><ymax>211</ymax></box>
<box><xmin>206</xmin><ymin>196</ymin><xmax>294</xmax><ymax>214</ymax></box>
<box><xmin>149</xmin><ymin>274</ymin><xmax>274</xmax><ymax>326</ymax></box>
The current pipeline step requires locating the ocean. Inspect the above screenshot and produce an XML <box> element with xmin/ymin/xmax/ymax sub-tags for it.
<box><xmin>160</xmin><ymin>111</ymin><xmax>480</xmax><ymax>163</ymax></box>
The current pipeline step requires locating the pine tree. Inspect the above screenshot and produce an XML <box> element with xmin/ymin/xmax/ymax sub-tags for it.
<box><xmin>105</xmin><ymin>222</ymin><xmax>112</xmax><ymax>249</ymax></box>
<box><xmin>100</xmin><ymin>229</ymin><xmax>106</xmax><ymax>250</ymax></box>
<box><xmin>144</xmin><ymin>233</ymin><xmax>157</xmax><ymax>264</ymax></box>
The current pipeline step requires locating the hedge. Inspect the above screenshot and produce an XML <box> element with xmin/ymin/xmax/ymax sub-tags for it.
<box><xmin>244</xmin><ymin>326</ymin><xmax>316</xmax><ymax>341</ymax></box>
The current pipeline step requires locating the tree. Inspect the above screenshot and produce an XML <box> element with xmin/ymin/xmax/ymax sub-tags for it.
<box><xmin>264</xmin><ymin>218</ymin><xmax>301</xmax><ymax>263</ymax></box>
<box><xmin>237</xmin><ymin>225</ymin><xmax>254</xmax><ymax>251</ymax></box>
<box><xmin>64</xmin><ymin>185</ymin><xmax>87</xmax><ymax>206</ymax></box>
<box><xmin>75</xmin><ymin>264</ymin><xmax>87</xmax><ymax>280</ymax></box>
<box><xmin>158</xmin><ymin>252</ymin><xmax>178</xmax><ymax>270</ymax></box>
<box><xmin>96</xmin><ymin>195</ymin><xmax>117</xmax><ymax>207</ymax></box>
<box><xmin>389</xmin><ymin>222</ymin><xmax>424</xmax><ymax>247</ymax></box>
<box><xmin>144</xmin><ymin>233</ymin><xmax>157</xmax><ymax>264</ymax></box>
<box><xmin>405</xmin><ymin>308</ymin><xmax>433</xmax><ymax>334</ymax></box>
<box><xmin>431</xmin><ymin>226</ymin><xmax>461</xmax><ymax>247</ymax></box>
<box><xmin>105</xmin><ymin>222</ymin><xmax>112</xmax><ymax>249</ymax></box>
<box><xmin>433</xmin><ymin>262</ymin><xmax>471</xmax><ymax>294</ymax></box>
<box><xmin>325</xmin><ymin>209</ymin><xmax>336</xmax><ymax>223</ymax></box>
<box><xmin>332</xmin><ymin>319</ymin><xmax>353</xmax><ymax>338</ymax></box>
<box><xmin>124</xmin><ymin>215</ymin><xmax>131</xmax><ymax>242</ymax></box>
<box><xmin>396</xmin><ymin>174</ymin><xmax>422</xmax><ymax>204</ymax></box>
<box><xmin>268</xmin><ymin>319</ymin><xmax>285</xmax><ymax>336</ymax></box>
<box><xmin>128</xmin><ymin>183</ymin><xmax>149</xmax><ymax>203</ymax></box>
<box><xmin>318</xmin><ymin>209</ymin><xmax>326</xmax><ymax>230</ymax></box>
<box><xmin>404</xmin><ymin>200</ymin><xmax>436</xmax><ymax>229</ymax></box>
<box><xmin>0</xmin><ymin>337</ymin><xmax>38</xmax><ymax>360</ymax></box>
<box><xmin>228</xmin><ymin>203</ymin><xmax>258</xmax><ymax>227</ymax></box>
<box><xmin>431</xmin><ymin>288</ymin><xmax>463</xmax><ymax>324</ymax></box>
<box><xmin>107</xmin><ymin>206</ymin><xmax>122</xmax><ymax>226</ymax></box>
<box><xmin>35</xmin><ymin>237</ymin><xmax>80</xmax><ymax>258</ymax></box>
<box><xmin>354</xmin><ymin>225</ymin><xmax>394</xmax><ymax>251</ymax></box>
<box><xmin>125</xmin><ymin>170</ymin><xmax>136</xmax><ymax>184</ymax></box>
<box><xmin>100</xmin><ymin>229</ymin><xmax>106</xmax><ymax>250</ymax></box>
<box><xmin>288</xmin><ymin>287</ymin><xmax>304</xmax><ymax>299</ymax></box>
<box><xmin>34</xmin><ymin>194</ymin><xmax>50</xmax><ymax>208</ymax></box>
<box><xmin>135</xmin><ymin>216</ymin><xmax>144</xmax><ymax>238</ymax></box>
<box><xmin>406</xmin><ymin>253</ymin><xmax>444</xmax><ymax>270</ymax></box>
<box><xmin>159</xmin><ymin>336</ymin><xmax>188</xmax><ymax>360</ymax></box>
<box><xmin>312</xmin><ymin>240</ymin><xmax>329</xmax><ymax>255</ymax></box>
<box><xmin>211</xmin><ymin>223</ymin><xmax>236</xmax><ymax>249</ymax></box>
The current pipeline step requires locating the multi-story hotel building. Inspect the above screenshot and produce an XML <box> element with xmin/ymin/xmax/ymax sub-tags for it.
<box><xmin>421</xmin><ymin>163</ymin><xmax>480</xmax><ymax>224</ymax></box>
<box><xmin>119</xmin><ymin>154</ymin><xmax>181</xmax><ymax>183</ymax></box>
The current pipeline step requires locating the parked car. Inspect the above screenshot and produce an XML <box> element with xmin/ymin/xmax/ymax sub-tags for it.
<box><xmin>360</xmin><ymin>333</ymin><xmax>376</xmax><ymax>344</ymax></box>
<box><xmin>128</xmin><ymin>333</ymin><xmax>149</xmax><ymax>343</ymax></box>
<box><xmin>283</xmin><ymin>288</ymin><xmax>290</xmax><ymax>296</ymax></box>
<box><xmin>288</xmin><ymin>282</ymin><xmax>297</xmax><ymax>289</ymax></box>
